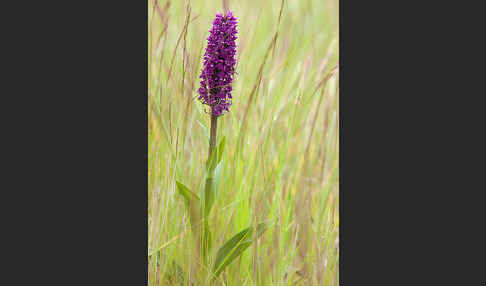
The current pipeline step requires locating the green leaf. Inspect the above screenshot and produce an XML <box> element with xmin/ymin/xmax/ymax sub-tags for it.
<box><xmin>213</xmin><ymin>228</ymin><xmax>252</xmax><ymax>277</ymax></box>
<box><xmin>206</xmin><ymin>136</ymin><xmax>226</xmax><ymax>173</ymax></box>
<box><xmin>202</xmin><ymin>136</ymin><xmax>226</xmax><ymax>220</ymax></box>
<box><xmin>206</xmin><ymin>149</ymin><xmax>218</xmax><ymax>173</ymax></box>
<box><xmin>213</xmin><ymin>222</ymin><xmax>271</xmax><ymax>277</ymax></box>
<box><xmin>175</xmin><ymin>181</ymin><xmax>201</xmax><ymax>236</ymax></box>
<box><xmin>175</xmin><ymin>181</ymin><xmax>200</xmax><ymax>204</ymax></box>
<box><xmin>202</xmin><ymin>177</ymin><xmax>214</xmax><ymax>218</ymax></box>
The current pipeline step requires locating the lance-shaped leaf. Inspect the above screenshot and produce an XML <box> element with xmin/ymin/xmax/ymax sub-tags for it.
<box><xmin>176</xmin><ymin>181</ymin><xmax>200</xmax><ymax>203</ymax></box>
<box><xmin>213</xmin><ymin>222</ymin><xmax>271</xmax><ymax>277</ymax></box>
<box><xmin>175</xmin><ymin>181</ymin><xmax>201</xmax><ymax>232</ymax></box>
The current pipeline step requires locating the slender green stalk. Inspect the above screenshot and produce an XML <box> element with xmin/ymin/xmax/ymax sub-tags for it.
<box><xmin>201</xmin><ymin>112</ymin><xmax>217</xmax><ymax>264</ymax></box>
<box><xmin>208</xmin><ymin>113</ymin><xmax>218</xmax><ymax>166</ymax></box>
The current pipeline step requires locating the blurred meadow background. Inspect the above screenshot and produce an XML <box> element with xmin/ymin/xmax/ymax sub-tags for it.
<box><xmin>148</xmin><ymin>0</ymin><xmax>339</xmax><ymax>284</ymax></box>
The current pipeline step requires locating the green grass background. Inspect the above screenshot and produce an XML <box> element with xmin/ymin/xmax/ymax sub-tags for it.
<box><xmin>148</xmin><ymin>0</ymin><xmax>338</xmax><ymax>284</ymax></box>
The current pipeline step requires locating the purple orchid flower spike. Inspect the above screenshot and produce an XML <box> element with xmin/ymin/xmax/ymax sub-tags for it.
<box><xmin>198</xmin><ymin>11</ymin><xmax>238</xmax><ymax>117</ymax></box>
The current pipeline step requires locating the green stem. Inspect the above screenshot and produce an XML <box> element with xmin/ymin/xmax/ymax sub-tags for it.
<box><xmin>201</xmin><ymin>112</ymin><xmax>217</xmax><ymax>263</ymax></box>
<box><xmin>208</xmin><ymin>113</ymin><xmax>218</xmax><ymax>164</ymax></box>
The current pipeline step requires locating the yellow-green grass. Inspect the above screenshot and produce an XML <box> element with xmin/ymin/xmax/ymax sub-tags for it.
<box><xmin>148</xmin><ymin>0</ymin><xmax>338</xmax><ymax>284</ymax></box>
